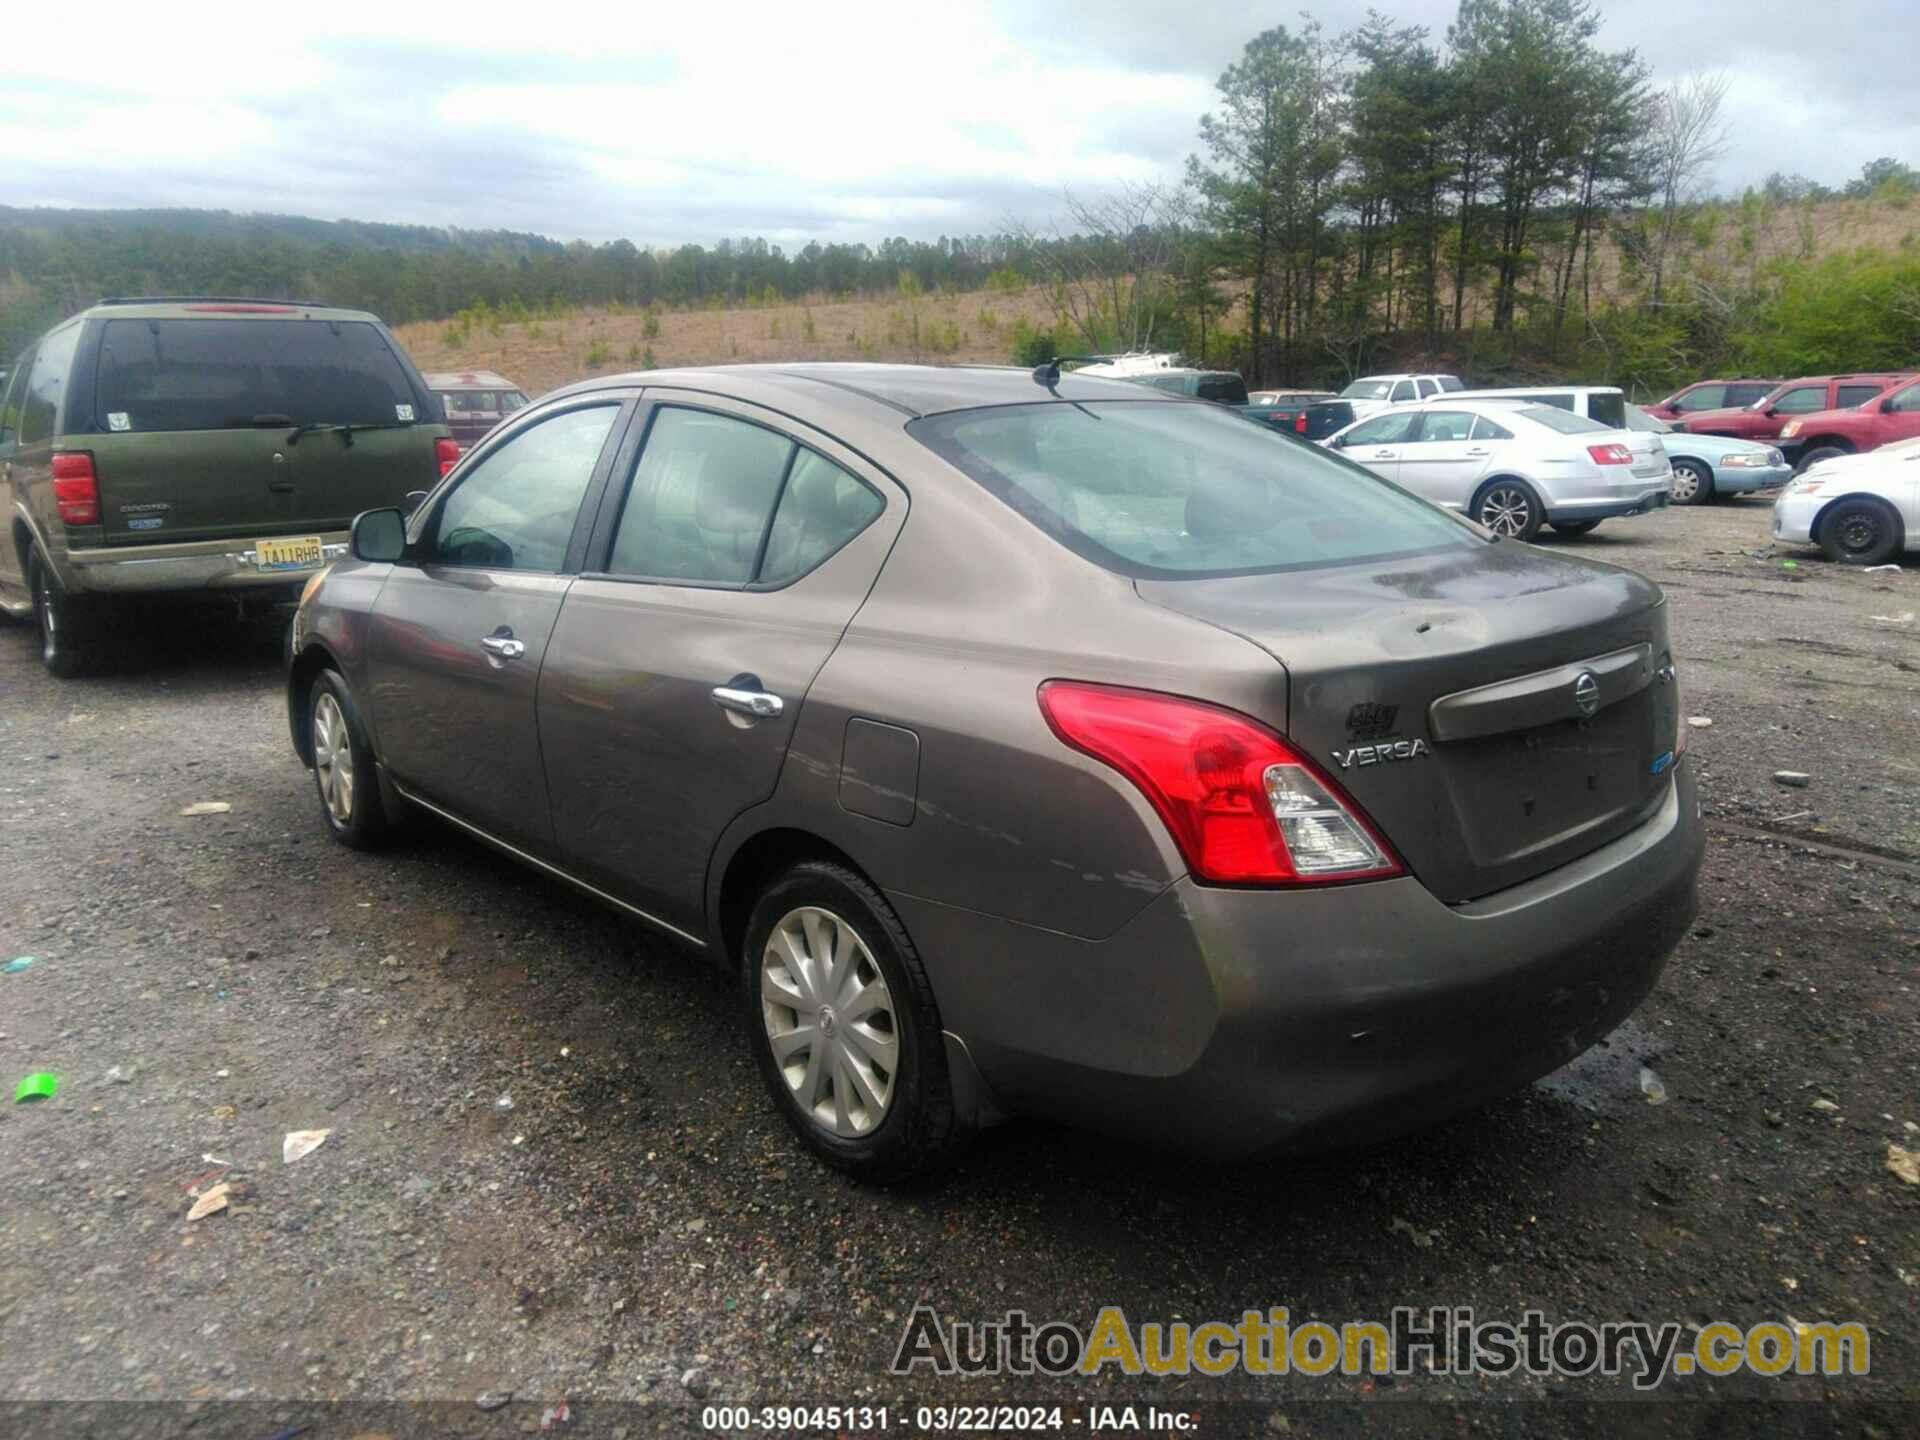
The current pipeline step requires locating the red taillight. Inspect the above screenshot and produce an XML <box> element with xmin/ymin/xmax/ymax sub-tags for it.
<box><xmin>1294</xmin><ymin>412</ymin><xmax>1309</xmax><ymax>434</ymax></box>
<box><xmin>51</xmin><ymin>452</ymin><xmax>101</xmax><ymax>525</ymax></box>
<box><xmin>435</xmin><ymin>437</ymin><xmax>460</xmax><ymax>478</ymax></box>
<box><xmin>1037</xmin><ymin>681</ymin><xmax>1402</xmax><ymax>886</ymax></box>
<box><xmin>1586</xmin><ymin>443</ymin><xmax>1633</xmax><ymax>466</ymax></box>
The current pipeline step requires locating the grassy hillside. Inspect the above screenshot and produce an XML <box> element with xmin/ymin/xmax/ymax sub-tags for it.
<box><xmin>394</xmin><ymin>287</ymin><xmax>1063</xmax><ymax>398</ymax></box>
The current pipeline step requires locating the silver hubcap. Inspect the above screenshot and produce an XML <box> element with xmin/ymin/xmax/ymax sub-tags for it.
<box><xmin>1671</xmin><ymin>464</ymin><xmax>1702</xmax><ymax>502</ymax></box>
<box><xmin>1481</xmin><ymin>487</ymin><xmax>1532</xmax><ymax>537</ymax></box>
<box><xmin>761</xmin><ymin>906</ymin><xmax>898</xmax><ymax>1137</ymax></box>
<box><xmin>311</xmin><ymin>692</ymin><xmax>355</xmax><ymax>825</ymax></box>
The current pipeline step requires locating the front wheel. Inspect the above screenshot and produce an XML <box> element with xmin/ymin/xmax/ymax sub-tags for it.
<box><xmin>1818</xmin><ymin>497</ymin><xmax>1901</xmax><ymax>566</ymax></box>
<box><xmin>30</xmin><ymin>550</ymin><xmax>104</xmax><ymax>677</ymax></box>
<box><xmin>1473</xmin><ymin>480</ymin><xmax>1544</xmax><ymax>541</ymax></box>
<box><xmin>1550</xmin><ymin>519</ymin><xmax>1602</xmax><ymax>536</ymax></box>
<box><xmin>308</xmin><ymin>669</ymin><xmax>393</xmax><ymax>848</ymax></box>
<box><xmin>1796</xmin><ymin>445</ymin><xmax>1851</xmax><ymax>474</ymax></box>
<box><xmin>744</xmin><ymin>861</ymin><xmax>960</xmax><ymax>1182</ymax></box>
<box><xmin>1668</xmin><ymin>459</ymin><xmax>1713</xmax><ymax>506</ymax></box>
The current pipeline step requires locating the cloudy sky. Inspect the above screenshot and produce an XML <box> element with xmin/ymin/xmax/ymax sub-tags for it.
<box><xmin>3</xmin><ymin>0</ymin><xmax>1912</xmax><ymax>248</ymax></box>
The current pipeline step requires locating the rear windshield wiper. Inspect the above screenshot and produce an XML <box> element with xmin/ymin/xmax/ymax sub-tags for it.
<box><xmin>285</xmin><ymin>420</ymin><xmax>414</xmax><ymax>447</ymax></box>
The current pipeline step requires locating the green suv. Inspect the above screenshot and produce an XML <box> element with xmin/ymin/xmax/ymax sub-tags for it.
<box><xmin>0</xmin><ymin>297</ymin><xmax>453</xmax><ymax>675</ymax></box>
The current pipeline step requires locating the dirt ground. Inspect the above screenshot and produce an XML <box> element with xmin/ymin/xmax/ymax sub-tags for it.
<box><xmin>0</xmin><ymin>492</ymin><xmax>1915</xmax><ymax>1437</ymax></box>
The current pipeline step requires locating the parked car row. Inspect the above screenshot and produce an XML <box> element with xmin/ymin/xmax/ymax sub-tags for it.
<box><xmin>1664</xmin><ymin>371</ymin><xmax>1918</xmax><ymax>471</ymax></box>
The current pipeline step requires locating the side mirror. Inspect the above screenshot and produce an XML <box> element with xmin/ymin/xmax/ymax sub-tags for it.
<box><xmin>350</xmin><ymin>507</ymin><xmax>408</xmax><ymax>563</ymax></box>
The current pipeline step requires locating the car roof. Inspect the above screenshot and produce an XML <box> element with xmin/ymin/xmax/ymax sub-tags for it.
<box><xmin>424</xmin><ymin>370</ymin><xmax>521</xmax><ymax>390</ymax></box>
<box><xmin>542</xmin><ymin>362</ymin><xmax>1177</xmax><ymax>419</ymax></box>
<box><xmin>1452</xmin><ymin>384</ymin><xmax>1622</xmax><ymax>396</ymax></box>
<box><xmin>80</xmin><ymin>297</ymin><xmax>383</xmax><ymax>323</ymax></box>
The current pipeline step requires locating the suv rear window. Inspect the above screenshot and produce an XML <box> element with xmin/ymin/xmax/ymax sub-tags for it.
<box><xmin>910</xmin><ymin>401</ymin><xmax>1476</xmax><ymax>579</ymax></box>
<box><xmin>1195</xmin><ymin>374</ymin><xmax>1249</xmax><ymax>405</ymax></box>
<box><xmin>94</xmin><ymin>319</ymin><xmax>419</xmax><ymax>434</ymax></box>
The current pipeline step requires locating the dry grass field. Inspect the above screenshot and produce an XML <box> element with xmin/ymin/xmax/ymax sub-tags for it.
<box><xmin>395</xmin><ymin>285</ymin><xmax>1064</xmax><ymax>400</ymax></box>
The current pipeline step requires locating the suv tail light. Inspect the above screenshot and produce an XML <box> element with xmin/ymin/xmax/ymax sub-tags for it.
<box><xmin>51</xmin><ymin>452</ymin><xmax>101</xmax><ymax>525</ymax></box>
<box><xmin>1294</xmin><ymin>412</ymin><xmax>1310</xmax><ymax>434</ymax></box>
<box><xmin>1037</xmin><ymin>682</ymin><xmax>1402</xmax><ymax>885</ymax></box>
<box><xmin>1586</xmin><ymin>443</ymin><xmax>1633</xmax><ymax>465</ymax></box>
<box><xmin>435</xmin><ymin>437</ymin><xmax>460</xmax><ymax>477</ymax></box>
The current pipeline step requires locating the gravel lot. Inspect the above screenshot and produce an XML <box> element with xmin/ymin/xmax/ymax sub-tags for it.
<box><xmin>0</xmin><ymin>495</ymin><xmax>1915</xmax><ymax>1437</ymax></box>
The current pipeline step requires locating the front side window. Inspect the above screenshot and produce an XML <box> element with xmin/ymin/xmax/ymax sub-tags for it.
<box><xmin>1725</xmin><ymin>384</ymin><xmax>1770</xmax><ymax>407</ymax></box>
<box><xmin>1674</xmin><ymin>385</ymin><xmax>1725</xmax><ymax>412</ymax></box>
<box><xmin>429</xmin><ymin>404</ymin><xmax>618</xmax><ymax>571</ymax></box>
<box><xmin>94</xmin><ymin>318</ymin><xmax>418</xmax><ymax>433</ymax></box>
<box><xmin>502</xmin><ymin>391</ymin><xmax>530</xmax><ymax>413</ymax></box>
<box><xmin>910</xmin><ymin>401</ymin><xmax>1476</xmax><ymax>580</ymax></box>
<box><xmin>1772</xmin><ymin>386</ymin><xmax>1826</xmax><ymax>414</ymax></box>
<box><xmin>1389</xmin><ymin>381</ymin><xmax>1416</xmax><ymax>403</ymax></box>
<box><xmin>1345</xmin><ymin>411</ymin><xmax>1421</xmax><ymax>446</ymax></box>
<box><xmin>1836</xmin><ymin>384</ymin><xmax>1882</xmax><ymax>408</ymax></box>
<box><xmin>1885</xmin><ymin>383</ymin><xmax>1920</xmax><ymax>413</ymax></box>
<box><xmin>1414</xmin><ymin>410</ymin><xmax>1474</xmax><ymax>442</ymax></box>
<box><xmin>21</xmin><ymin>326</ymin><xmax>80</xmax><ymax>445</ymax></box>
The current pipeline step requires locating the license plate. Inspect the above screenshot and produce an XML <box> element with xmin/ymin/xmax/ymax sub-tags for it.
<box><xmin>256</xmin><ymin>535</ymin><xmax>325</xmax><ymax>571</ymax></box>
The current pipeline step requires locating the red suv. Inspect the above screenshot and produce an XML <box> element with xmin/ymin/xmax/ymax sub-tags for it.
<box><xmin>1776</xmin><ymin>374</ymin><xmax>1920</xmax><ymax>470</ymax></box>
<box><xmin>1672</xmin><ymin>374</ymin><xmax>1915</xmax><ymax>462</ymax></box>
<box><xmin>1646</xmin><ymin>378</ymin><xmax>1778</xmax><ymax>422</ymax></box>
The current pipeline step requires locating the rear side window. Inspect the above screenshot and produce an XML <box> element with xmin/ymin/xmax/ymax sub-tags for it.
<box><xmin>1725</xmin><ymin>384</ymin><xmax>1769</xmax><ymax>407</ymax></box>
<box><xmin>1836</xmin><ymin>384</ymin><xmax>1882</xmax><ymax>408</ymax></box>
<box><xmin>94</xmin><ymin>319</ymin><xmax>419</xmax><ymax>433</ymax></box>
<box><xmin>911</xmin><ymin>401</ymin><xmax>1476</xmax><ymax>579</ymax></box>
<box><xmin>0</xmin><ymin>345</ymin><xmax>34</xmax><ymax>444</ymax></box>
<box><xmin>1414</xmin><ymin>410</ymin><xmax>1474</xmax><ymax>442</ymax></box>
<box><xmin>608</xmin><ymin>407</ymin><xmax>881</xmax><ymax>587</ymax></box>
<box><xmin>1586</xmin><ymin>392</ymin><xmax>1626</xmax><ymax>429</ymax></box>
<box><xmin>1437</xmin><ymin>375</ymin><xmax>1465</xmax><ymax>393</ymax></box>
<box><xmin>1470</xmin><ymin>414</ymin><xmax>1514</xmax><ymax>441</ymax></box>
<box><xmin>21</xmin><ymin>325</ymin><xmax>80</xmax><ymax>445</ymax></box>
<box><xmin>1415</xmin><ymin>379</ymin><xmax>1438</xmax><ymax>399</ymax></box>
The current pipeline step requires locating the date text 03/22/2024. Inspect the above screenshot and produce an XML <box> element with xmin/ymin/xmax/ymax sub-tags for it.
<box><xmin>698</xmin><ymin>1405</ymin><xmax>1197</xmax><ymax>1432</ymax></box>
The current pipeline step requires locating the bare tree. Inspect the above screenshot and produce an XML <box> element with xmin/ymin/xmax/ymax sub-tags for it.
<box><xmin>1011</xmin><ymin>182</ymin><xmax>1187</xmax><ymax>356</ymax></box>
<box><xmin>1646</xmin><ymin>72</ymin><xmax>1730</xmax><ymax>303</ymax></box>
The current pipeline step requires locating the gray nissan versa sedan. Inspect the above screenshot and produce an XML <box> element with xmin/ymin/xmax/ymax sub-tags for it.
<box><xmin>286</xmin><ymin>363</ymin><xmax>1703</xmax><ymax>1181</ymax></box>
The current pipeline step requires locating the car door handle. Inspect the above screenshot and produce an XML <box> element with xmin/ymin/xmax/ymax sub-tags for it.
<box><xmin>1465</xmin><ymin>447</ymin><xmax>1490</xmax><ymax>457</ymax></box>
<box><xmin>479</xmin><ymin>634</ymin><xmax>525</xmax><ymax>660</ymax></box>
<box><xmin>711</xmin><ymin>685</ymin><xmax>784</xmax><ymax>718</ymax></box>
<box><xmin>1373</xmin><ymin>449</ymin><xmax>1398</xmax><ymax>459</ymax></box>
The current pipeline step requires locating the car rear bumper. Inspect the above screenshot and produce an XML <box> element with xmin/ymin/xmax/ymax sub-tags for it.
<box><xmin>1544</xmin><ymin>485</ymin><xmax>1671</xmax><ymax>521</ymax></box>
<box><xmin>900</xmin><ymin>759</ymin><xmax>1702</xmax><ymax>1159</ymax></box>
<box><xmin>61</xmin><ymin>533</ymin><xmax>348</xmax><ymax>595</ymax></box>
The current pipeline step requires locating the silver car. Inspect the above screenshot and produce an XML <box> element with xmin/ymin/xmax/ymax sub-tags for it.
<box><xmin>287</xmin><ymin>364</ymin><xmax>1703</xmax><ymax>1180</ymax></box>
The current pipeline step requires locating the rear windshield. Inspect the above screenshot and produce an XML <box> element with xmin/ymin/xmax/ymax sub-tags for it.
<box><xmin>1340</xmin><ymin>379</ymin><xmax>1395</xmax><ymax>400</ymax></box>
<box><xmin>94</xmin><ymin>318</ymin><xmax>419</xmax><ymax>433</ymax></box>
<box><xmin>1196</xmin><ymin>374</ymin><xmax>1249</xmax><ymax>405</ymax></box>
<box><xmin>910</xmin><ymin>401</ymin><xmax>1478</xmax><ymax>579</ymax></box>
<box><xmin>1517</xmin><ymin>404</ymin><xmax>1609</xmax><ymax>435</ymax></box>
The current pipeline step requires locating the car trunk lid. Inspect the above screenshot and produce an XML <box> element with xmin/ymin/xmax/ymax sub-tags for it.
<box><xmin>1138</xmin><ymin>543</ymin><xmax>1679</xmax><ymax>902</ymax></box>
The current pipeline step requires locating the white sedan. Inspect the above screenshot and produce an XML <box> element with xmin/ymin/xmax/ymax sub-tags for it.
<box><xmin>1322</xmin><ymin>399</ymin><xmax>1672</xmax><ymax>541</ymax></box>
<box><xmin>1772</xmin><ymin>438</ymin><xmax>1920</xmax><ymax>565</ymax></box>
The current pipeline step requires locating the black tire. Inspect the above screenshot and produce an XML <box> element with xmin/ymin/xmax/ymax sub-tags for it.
<box><xmin>1550</xmin><ymin>519</ymin><xmax>1602</xmax><ymax>536</ymax></box>
<box><xmin>1668</xmin><ymin>458</ymin><xmax>1713</xmax><ymax>506</ymax></box>
<box><xmin>308</xmin><ymin>669</ymin><xmax>392</xmax><ymax>849</ymax></box>
<box><xmin>1795</xmin><ymin>445</ymin><xmax>1850</xmax><ymax>475</ymax></box>
<box><xmin>29</xmin><ymin>548</ymin><xmax>104</xmax><ymax>677</ymax></box>
<box><xmin>1817</xmin><ymin>497</ymin><xmax>1901</xmax><ymax>567</ymax></box>
<box><xmin>1472</xmin><ymin>479</ymin><xmax>1545</xmax><ymax>541</ymax></box>
<box><xmin>743</xmin><ymin>860</ymin><xmax>959</xmax><ymax>1183</ymax></box>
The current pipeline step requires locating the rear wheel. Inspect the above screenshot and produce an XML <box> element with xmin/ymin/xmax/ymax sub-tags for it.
<box><xmin>309</xmin><ymin>669</ymin><xmax>392</xmax><ymax>849</ymax></box>
<box><xmin>744</xmin><ymin>860</ymin><xmax>959</xmax><ymax>1182</ymax></box>
<box><xmin>1668</xmin><ymin>458</ymin><xmax>1713</xmax><ymax>506</ymax></box>
<box><xmin>1473</xmin><ymin>480</ymin><xmax>1544</xmax><ymax>541</ymax></box>
<box><xmin>1818</xmin><ymin>497</ymin><xmax>1901</xmax><ymax>566</ymax></box>
<box><xmin>30</xmin><ymin>549</ymin><xmax>104</xmax><ymax>677</ymax></box>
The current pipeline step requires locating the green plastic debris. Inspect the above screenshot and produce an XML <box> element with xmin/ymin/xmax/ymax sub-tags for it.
<box><xmin>14</xmin><ymin>1073</ymin><xmax>59</xmax><ymax>1104</ymax></box>
<box><xmin>1781</xmin><ymin>560</ymin><xmax>1799</xmax><ymax>570</ymax></box>
<box><xmin>3</xmin><ymin>957</ymin><xmax>34</xmax><ymax>974</ymax></box>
